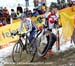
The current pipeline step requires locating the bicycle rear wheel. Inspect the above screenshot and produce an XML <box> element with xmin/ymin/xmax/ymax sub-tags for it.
<box><xmin>12</xmin><ymin>40</ymin><xmax>23</xmax><ymax>62</ymax></box>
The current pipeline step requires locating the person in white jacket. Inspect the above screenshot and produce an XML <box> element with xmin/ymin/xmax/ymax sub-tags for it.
<box><xmin>18</xmin><ymin>12</ymin><xmax>37</xmax><ymax>43</ymax></box>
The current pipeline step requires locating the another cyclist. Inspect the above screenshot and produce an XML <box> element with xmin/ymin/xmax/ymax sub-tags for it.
<box><xmin>42</xmin><ymin>5</ymin><xmax>59</xmax><ymax>58</ymax></box>
<box><xmin>17</xmin><ymin>11</ymin><xmax>37</xmax><ymax>43</ymax></box>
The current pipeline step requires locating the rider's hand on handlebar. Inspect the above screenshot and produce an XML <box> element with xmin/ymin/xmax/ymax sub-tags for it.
<box><xmin>21</xmin><ymin>33</ymin><xmax>26</xmax><ymax>38</ymax></box>
<box><xmin>11</xmin><ymin>31</ymin><xmax>19</xmax><ymax>36</ymax></box>
<box><xmin>43</xmin><ymin>24</ymin><xmax>47</xmax><ymax>28</ymax></box>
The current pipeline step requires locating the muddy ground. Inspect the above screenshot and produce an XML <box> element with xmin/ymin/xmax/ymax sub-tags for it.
<box><xmin>2</xmin><ymin>47</ymin><xmax>75</xmax><ymax>66</ymax></box>
<box><xmin>2</xmin><ymin>30</ymin><xmax>75</xmax><ymax>66</ymax></box>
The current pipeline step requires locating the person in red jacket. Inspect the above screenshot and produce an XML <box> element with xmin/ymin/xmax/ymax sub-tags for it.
<box><xmin>47</xmin><ymin>7</ymin><xmax>58</xmax><ymax>29</ymax></box>
<box><xmin>42</xmin><ymin>6</ymin><xmax>59</xmax><ymax>58</ymax></box>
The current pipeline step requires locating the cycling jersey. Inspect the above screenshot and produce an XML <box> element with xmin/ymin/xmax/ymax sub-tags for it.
<box><xmin>18</xmin><ymin>18</ymin><xmax>37</xmax><ymax>33</ymax></box>
<box><xmin>47</xmin><ymin>12</ymin><xmax>58</xmax><ymax>29</ymax></box>
<box><xmin>18</xmin><ymin>17</ymin><xmax>37</xmax><ymax>43</ymax></box>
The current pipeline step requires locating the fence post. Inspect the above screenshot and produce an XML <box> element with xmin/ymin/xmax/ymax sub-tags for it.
<box><xmin>56</xmin><ymin>27</ymin><xmax>60</xmax><ymax>50</ymax></box>
<box><xmin>57</xmin><ymin>29</ymin><xmax>60</xmax><ymax>50</ymax></box>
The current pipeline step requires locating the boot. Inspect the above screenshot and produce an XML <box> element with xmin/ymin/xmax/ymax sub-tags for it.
<box><xmin>48</xmin><ymin>49</ymin><xmax>54</xmax><ymax>56</ymax></box>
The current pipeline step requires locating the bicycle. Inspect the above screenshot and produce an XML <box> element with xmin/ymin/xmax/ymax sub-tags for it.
<box><xmin>11</xmin><ymin>30</ymin><xmax>41</xmax><ymax>62</ymax></box>
<box><xmin>11</xmin><ymin>24</ymin><xmax>57</xmax><ymax>62</ymax></box>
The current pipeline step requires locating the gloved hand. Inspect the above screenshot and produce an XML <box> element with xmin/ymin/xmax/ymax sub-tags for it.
<box><xmin>43</xmin><ymin>24</ymin><xmax>47</xmax><ymax>28</ymax></box>
<box><xmin>21</xmin><ymin>33</ymin><xmax>26</xmax><ymax>38</ymax></box>
<box><xmin>11</xmin><ymin>31</ymin><xmax>19</xmax><ymax>36</ymax></box>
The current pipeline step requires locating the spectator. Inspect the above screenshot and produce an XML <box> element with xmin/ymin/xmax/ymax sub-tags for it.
<box><xmin>3</xmin><ymin>7</ymin><xmax>9</xmax><ymax>17</ymax></box>
<box><xmin>17</xmin><ymin>4</ymin><xmax>23</xmax><ymax>13</ymax></box>
<box><xmin>28</xmin><ymin>10</ymin><xmax>32</xmax><ymax>16</ymax></box>
<box><xmin>24</xmin><ymin>8</ymin><xmax>26</xmax><ymax>14</ymax></box>
<box><xmin>41</xmin><ymin>3</ymin><xmax>47</xmax><ymax>13</ymax></box>
<box><xmin>2</xmin><ymin>17</ymin><xmax>7</xmax><ymax>25</ymax></box>
<box><xmin>16</xmin><ymin>10</ymin><xmax>22</xmax><ymax>18</ymax></box>
<box><xmin>71</xmin><ymin>0</ymin><xmax>75</xmax><ymax>11</ymax></box>
<box><xmin>24</xmin><ymin>8</ymin><xmax>29</xmax><ymax>17</ymax></box>
<box><xmin>0</xmin><ymin>7</ymin><xmax>3</xmax><ymax>17</ymax></box>
<box><xmin>68</xmin><ymin>1</ymin><xmax>72</xmax><ymax>7</ymax></box>
<box><xmin>71</xmin><ymin>0</ymin><xmax>75</xmax><ymax>5</ymax></box>
<box><xmin>25</xmin><ymin>8</ymin><xmax>29</xmax><ymax>12</ymax></box>
<box><xmin>39</xmin><ymin>0</ymin><xmax>45</xmax><ymax>6</ymax></box>
<box><xmin>0</xmin><ymin>17</ymin><xmax>3</xmax><ymax>27</ymax></box>
<box><xmin>2</xmin><ymin>7</ymin><xmax>10</xmax><ymax>24</ymax></box>
<box><xmin>33</xmin><ymin>0</ymin><xmax>39</xmax><ymax>7</ymax></box>
<box><xmin>32</xmin><ymin>8</ymin><xmax>39</xmax><ymax>16</ymax></box>
<box><xmin>11</xmin><ymin>9</ymin><xmax>17</xmax><ymax>19</ymax></box>
<box><xmin>37</xmin><ymin>6</ymin><xmax>44</xmax><ymax>14</ymax></box>
<box><xmin>0</xmin><ymin>17</ymin><xmax>7</xmax><ymax>26</ymax></box>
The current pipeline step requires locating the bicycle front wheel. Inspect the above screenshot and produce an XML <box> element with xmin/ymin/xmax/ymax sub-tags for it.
<box><xmin>24</xmin><ymin>38</ymin><xmax>37</xmax><ymax>62</ymax></box>
<box><xmin>37</xmin><ymin>32</ymin><xmax>54</xmax><ymax>57</ymax></box>
<box><xmin>37</xmin><ymin>33</ymin><xmax>48</xmax><ymax>56</ymax></box>
<box><xmin>12</xmin><ymin>40</ymin><xmax>23</xmax><ymax>62</ymax></box>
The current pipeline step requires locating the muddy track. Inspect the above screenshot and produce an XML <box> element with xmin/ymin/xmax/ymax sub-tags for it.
<box><xmin>34</xmin><ymin>48</ymin><xmax>75</xmax><ymax>61</ymax></box>
<box><xmin>4</xmin><ymin>48</ymin><xmax>75</xmax><ymax>66</ymax></box>
<box><xmin>4</xmin><ymin>30</ymin><xmax>75</xmax><ymax>66</ymax></box>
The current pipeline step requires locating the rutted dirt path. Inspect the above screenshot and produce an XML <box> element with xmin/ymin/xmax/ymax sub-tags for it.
<box><xmin>3</xmin><ymin>47</ymin><xmax>75</xmax><ymax>66</ymax></box>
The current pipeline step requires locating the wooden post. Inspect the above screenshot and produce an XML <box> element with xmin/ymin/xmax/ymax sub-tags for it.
<box><xmin>57</xmin><ymin>29</ymin><xmax>60</xmax><ymax>50</ymax></box>
<box><xmin>56</xmin><ymin>26</ymin><xmax>60</xmax><ymax>50</ymax></box>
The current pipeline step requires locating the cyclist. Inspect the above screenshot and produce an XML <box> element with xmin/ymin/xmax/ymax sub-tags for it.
<box><xmin>17</xmin><ymin>11</ymin><xmax>37</xmax><ymax>43</ymax></box>
<box><xmin>42</xmin><ymin>5</ymin><xmax>59</xmax><ymax>58</ymax></box>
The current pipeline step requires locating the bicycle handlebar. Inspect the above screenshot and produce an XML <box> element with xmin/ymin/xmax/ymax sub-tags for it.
<box><xmin>11</xmin><ymin>31</ymin><xmax>26</xmax><ymax>38</ymax></box>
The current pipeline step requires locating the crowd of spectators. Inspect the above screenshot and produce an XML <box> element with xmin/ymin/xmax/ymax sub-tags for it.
<box><xmin>0</xmin><ymin>7</ymin><xmax>10</xmax><ymax>27</ymax></box>
<box><xmin>0</xmin><ymin>0</ymin><xmax>74</xmax><ymax>27</ymax></box>
<box><xmin>0</xmin><ymin>2</ymin><xmax>47</xmax><ymax>27</ymax></box>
